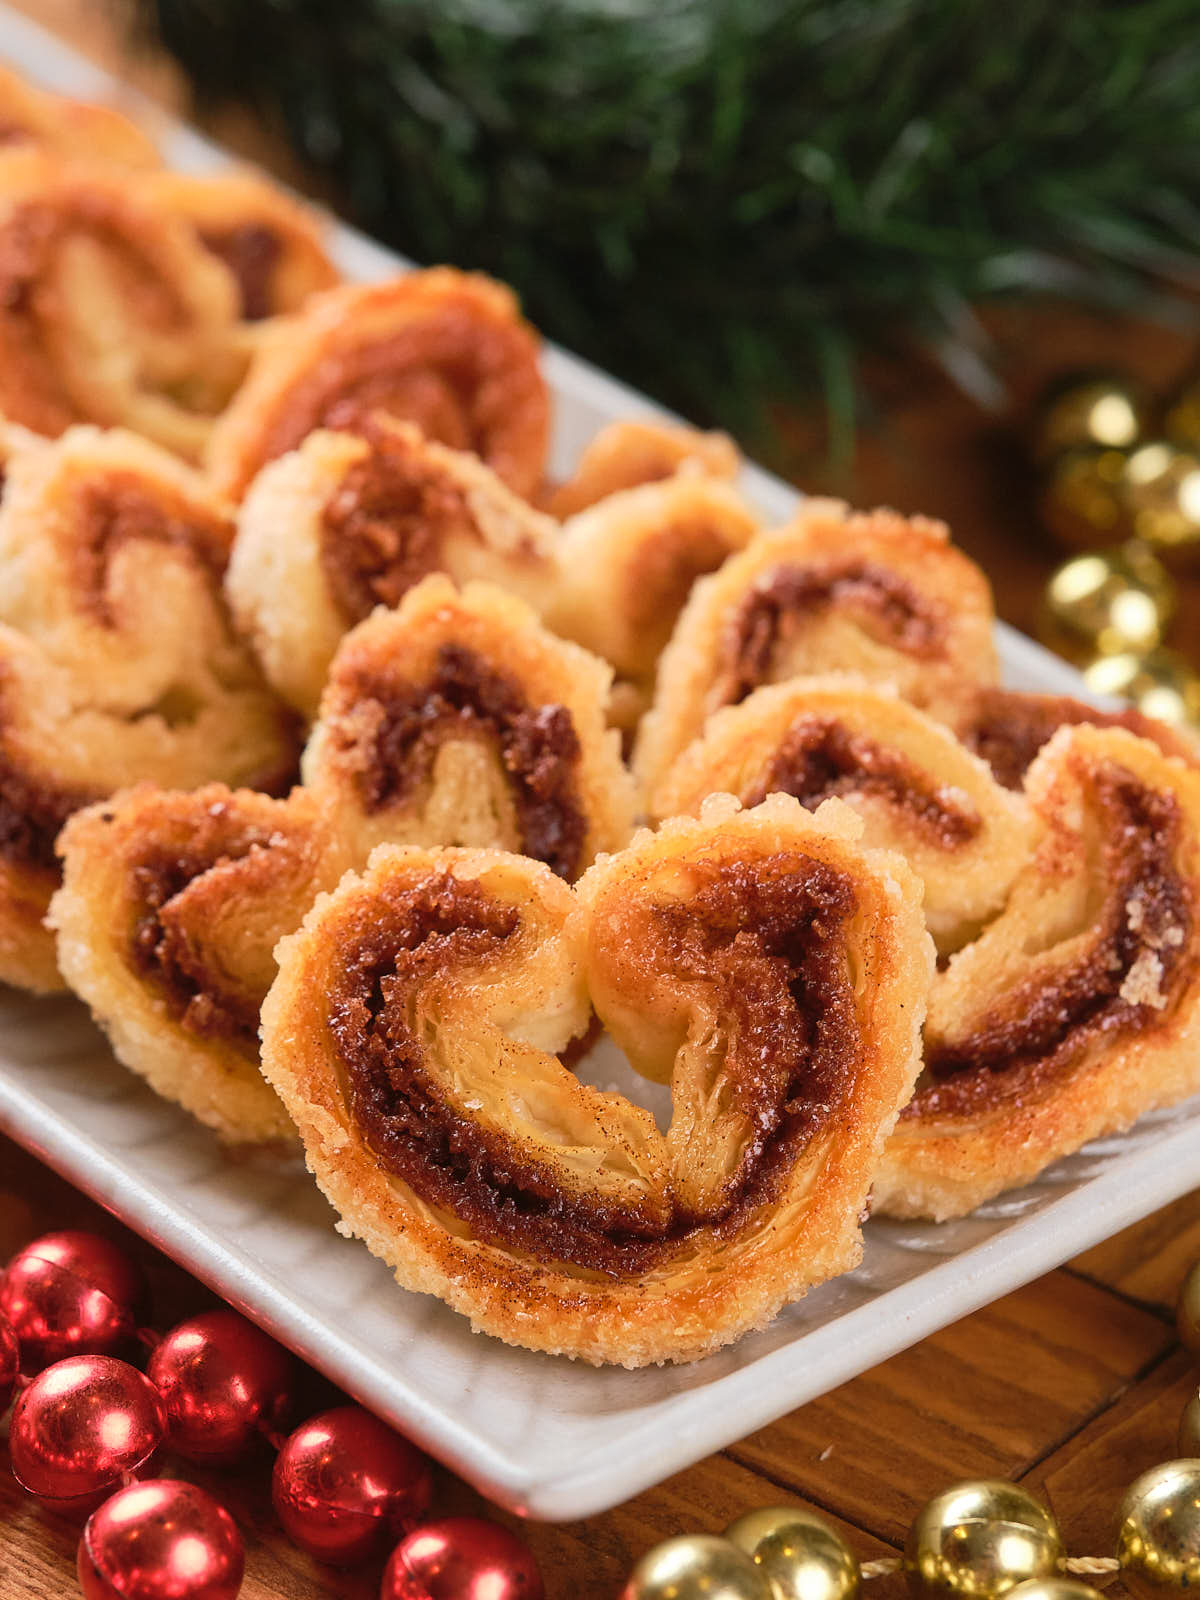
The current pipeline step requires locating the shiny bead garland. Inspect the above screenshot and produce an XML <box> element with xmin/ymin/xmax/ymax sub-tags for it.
<box><xmin>0</xmin><ymin>1230</ymin><xmax>543</xmax><ymax>1600</ymax></box>
<box><xmin>620</xmin><ymin>1263</ymin><xmax>1200</xmax><ymax>1600</ymax></box>
<box><xmin>1033</xmin><ymin>371</ymin><xmax>1200</xmax><ymax>735</ymax></box>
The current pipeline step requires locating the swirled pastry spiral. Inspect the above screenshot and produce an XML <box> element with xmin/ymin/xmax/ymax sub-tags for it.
<box><xmin>205</xmin><ymin>270</ymin><xmax>549</xmax><ymax>501</ymax></box>
<box><xmin>545</xmin><ymin>471</ymin><xmax>761</xmax><ymax>685</ymax></box>
<box><xmin>633</xmin><ymin>502</ymin><xmax>998</xmax><ymax>797</ymax></box>
<box><xmin>543</xmin><ymin>419</ymin><xmax>740</xmax><ymax>518</ymax></box>
<box><xmin>0</xmin><ymin>426</ymin><xmax>296</xmax><ymax>993</ymax></box>
<box><xmin>303</xmin><ymin>574</ymin><xmax>636</xmax><ymax>878</ymax></box>
<box><xmin>146</xmin><ymin>169</ymin><xmax>338</xmax><ymax>322</ymax></box>
<box><xmin>258</xmin><ymin>792</ymin><xmax>931</xmax><ymax>1365</ymax></box>
<box><xmin>651</xmin><ymin>677</ymin><xmax>1031</xmax><ymax>953</ymax></box>
<box><xmin>0</xmin><ymin>149</ymin><xmax>243</xmax><ymax>458</ymax></box>
<box><xmin>51</xmin><ymin>574</ymin><xmax>633</xmax><ymax>1133</ymax></box>
<box><xmin>53</xmin><ymin>785</ymin><xmax>334</xmax><ymax>1143</ymax></box>
<box><xmin>876</xmin><ymin>724</ymin><xmax>1200</xmax><ymax>1220</ymax></box>
<box><xmin>961</xmin><ymin>686</ymin><xmax>1199</xmax><ymax>789</ymax></box>
<box><xmin>226</xmin><ymin>419</ymin><xmax>559</xmax><ymax>716</ymax></box>
<box><xmin>0</xmin><ymin>64</ymin><xmax>160</xmax><ymax>168</ymax></box>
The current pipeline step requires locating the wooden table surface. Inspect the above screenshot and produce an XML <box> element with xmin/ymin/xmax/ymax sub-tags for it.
<box><xmin>3</xmin><ymin>4</ymin><xmax>1200</xmax><ymax>1597</ymax></box>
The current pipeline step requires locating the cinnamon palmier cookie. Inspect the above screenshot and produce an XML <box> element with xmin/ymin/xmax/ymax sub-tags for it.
<box><xmin>206</xmin><ymin>269</ymin><xmax>549</xmax><ymax>501</ymax></box>
<box><xmin>876</xmin><ymin>725</ymin><xmax>1200</xmax><ymax>1220</ymax></box>
<box><xmin>961</xmin><ymin>685</ymin><xmax>1199</xmax><ymax>790</ymax></box>
<box><xmin>0</xmin><ymin>426</ymin><xmax>296</xmax><ymax>992</ymax></box>
<box><xmin>545</xmin><ymin>471</ymin><xmax>761</xmax><ymax>686</ymax></box>
<box><xmin>0</xmin><ymin>63</ymin><xmax>160</xmax><ymax>168</ymax></box>
<box><xmin>0</xmin><ymin>149</ymin><xmax>243</xmax><ymax>457</ymax></box>
<box><xmin>543</xmin><ymin>419</ymin><xmax>740</xmax><ymax>518</ymax></box>
<box><xmin>147</xmin><ymin>169</ymin><xmax>338</xmax><ymax>322</ymax></box>
<box><xmin>651</xmin><ymin>677</ymin><xmax>1031</xmax><ymax>953</ymax></box>
<box><xmin>259</xmin><ymin>793</ymin><xmax>931</xmax><ymax>1365</ymax></box>
<box><xmin>633</xmin><ymin>502</ymin><xmax>997</xmax><ymax>796</ymax></box>
<box><xmin>52</xmin><ymin>785</ymin><xmax>335</xmax><ymax>1143</ymax></box>
<box><xmin>227</xmin><ymin>419</ymin><xmax>559</xmax><ymax>716</ymax></box>
<box><xmin>303</xmin><ymin>575</ymin><xmax>635</xmax><ymax>878</ymax></box>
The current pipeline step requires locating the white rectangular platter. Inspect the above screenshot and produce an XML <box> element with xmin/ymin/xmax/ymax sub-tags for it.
<box><xmin>1</xmin><ymin>5</ymin><xmax>1197</xmax><ymax>1524</ymax></box>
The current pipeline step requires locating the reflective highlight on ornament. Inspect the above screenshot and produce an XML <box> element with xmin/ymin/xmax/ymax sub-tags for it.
<box><xmin>382</xmin><ymin>1516</ymin><xmax>545</xmax><ymax>1600</ymax></box>
<box><xmin>903</xmin><ymin>1481</ymin><xmax>1063</xmax><ymax>1600</ymax></box>
<box><xmin>620</xmin><ymin>1535</ymin><xmax>772</xmax><ymax>1600</ymax></box>
<box><xmin>1035</xmin><ymin>377</ymin><xmax>1146</xmax><ymax>462</ymax></box>
<box><xmin>1117</xmin><ymin>1460</ymin><xmax>1200</xmax><ymax>1600</ymax></box>
<box><xmin>1043</xmin><ymin>546</ymin><xmax>1175</xmax><ymax>657</ymax></box>
<box><xmin>1123</xmin><ymin>443</ymin><xmax>1200</xmax><ymax>550</ymax></box>
<box><xmin>1083</xmin><ymin>650</ymin><xmax>1200</xmax><ymax>732</ymax></box>
<box><xmin>78</xmin><ymin>1479</ymin><xmax>244</xmax><ymax>1600</ymax></box>
<box><xmin>148</xmin><ymin>1309</ymin><xmax>295</xmax><ymax>1464</ymax></box>
<box><xmin>1038</xmin><ymin>448</ymin><xmax>1130</xmax><ymax>549</ymax></box>
<box><xmin>0</xmin><ymin>1231</ymin><xmax>146</xmax><ymax>1372</ymax></box>
<box><xmin>724</xmin><ymin>1505</ymin><xmax>861</xmax><ymax>1600</ymax></box>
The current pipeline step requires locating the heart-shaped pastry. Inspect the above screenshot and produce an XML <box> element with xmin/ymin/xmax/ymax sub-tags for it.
<box><xmin>258</xmin><ymin>793</ymin><xmax>932</xmax><ymax>1365</ymax></box>
<box><xmin>0</xmin><ymin>424</ymin><xmax>296</xmax><ymax>993</ymax></box>
<box><xmin>633</xmin><ymin>501</ymin><xmax>998</xmax><ymax>796</ymax></box>
<box><xmin>650</xmin><ymin>676</ymin><xmax>1032</xmax><ymax>954</ymax></box>
<box><xmin>876</xmin><ymin>724</ymin><xmax>1200</xmax><ymax>1219</ymax></box>
<box><xmin>52</xmin><ymin>575</ymin><xmax>635</xmax><ymax>1139</ymax></box>
<box><xmin>205</xmin><ymin>269</ymin><xmax>549</xmax><ymax>501</ymax></box>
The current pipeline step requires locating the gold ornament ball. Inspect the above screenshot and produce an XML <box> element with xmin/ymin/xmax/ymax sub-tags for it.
<box><xmin>1117</xmin><ymin>1459</ymin><xmax>1200</xmax><ymax>1599</ymax></box>
<box><xmin>1083</xmin><ymin>649</ymin><xmax>1200</xmax><ymax>733</ymax></box>
<box><xmin>724</xmin><ymin>1506</ymin><xmax>860</xmax><ymax>1600</ymax></box>
<box><xmin>1035</xmin><ymin>375</ymin><xmax>1147</xmax><ymax>464</ymax></box>
<box><xmin>1122</xmin><ymin>442</ymin><xmax>1200</xmax><ymax>552</ymax></box>
<box><xmin>1003</xmin><ymin>1582</ymin><xmax>1103</xmax><ymax>1600</ymax></box>
<box><xmin>904</xmin><ymin>1480</ymin><xmax>1064</xmax><ymax>1600</ymax></box>
<box><xmin>621</xmin><ymin>1534</ymin><xmax>773</xmax><ymax>1600</ymax></box>
<box><xmin>1178</xmin><ymin>1392</ymin><xmax>1200</xmax><ymax>1458</ymax></box>
<box><xmin>1176</xmin><ymin>1259</ymin><xmax>1200</xmax><ymax>1358</ymax></box>
<box><xmin>1037</xmin><ymin>447</ymin><xmax>1130</xmax><ymax>549</ymax></box>
<box><xmin>1042</xmin><ymin>544</ymin><xmax>1175</xmax><ymax>657</ymax></box>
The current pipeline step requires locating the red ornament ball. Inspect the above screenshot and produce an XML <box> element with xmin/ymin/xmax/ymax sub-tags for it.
<box><xmin>148</xmin><ymin>1309</ymin><xmax>296</xmax><ymax>1465</ymax></box>
<box><xmin>382</xmin><ymin>1518</ymin><xmax>544</xmax><ymax>1600</ymax></box>
<box><xmin>0</xmin><ymin>1230</ymin><xmax>146</xmax><ymax>1372</ymax></box>
<box><xmin>0</xmin><ymin>1307</ymin><xmax>19</xmax><ymax>1411</ymax></box>
<box><xmin>272</xmin><ymin>1404</ymin><xmax>433</xmax><ymax>1566</ymax></box>
<box><xmin>9</xmin><ymin>1354</ymin><xmax>166</xmax><ymax>1516</ymax></box>
<box><xmin>78</xmin><ymin>1479</ymin><xmax>244</xmax><ymax>1600</ymax></box>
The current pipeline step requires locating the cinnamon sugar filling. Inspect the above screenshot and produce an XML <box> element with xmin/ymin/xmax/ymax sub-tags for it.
<box><xmin>713</xmin><ymin>563</ymin><xmax>942</xmax><ymax>708</ymax></box>
<box><xmin>198</xmin><ymin>224</ymin><xmax>282</xmax><ymax>321</ymax></box>
<box><xmin>741</xmin><ymin>714</ymin><xmax>980</xmax><ymax>846</ymax></box>
<box><xmin>0</xmin><ymin>753</ymin><xmax>92</xmax><ymax>875</ymax></box>
<box><xmin>908</xmin><ymin>766</ymin><xmax>1193</xmax><ymax>1119</ymax></box>
<box><xmin>328</xmin><ymin>855</ymin><xmax>859</xmax><ymax>1276</ymax></box>
<box><xmin>964</xmin><ymin>689</ymin><xmax>1179</xmax><ymax>790</ymax></box>
<box><xmin>72</xmin><ymin>473</ymin><xmax>230</xmax><ymax>622</ymax></box>
<box><xmin>330</xmin><ymin>643</ymin><xmax>586</xmax><ymax>880</ymax></box>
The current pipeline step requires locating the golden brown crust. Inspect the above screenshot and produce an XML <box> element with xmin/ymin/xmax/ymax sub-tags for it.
<box><xmin>541</xmin><ymin>419</ymin><xmax>740</xmax><ymax>518</ymax></box>
<box><xmin>146</xmin><ymin>169</ymin><xmax>339</xmax><ymax>321</ymax></box>
<box><xmin>633</xmin><ymin>501</ymin><xmax>998</xmax><ymax>797</ymax></box>
<box><xmin>51</xmin><ymin>784</ymin><xmax>337</xmax><ymax>1143</ymax></box>
<box><xmin>0</xmin><ymin>149</ymin><xmax>243</xmax><ymax>457</ymax></box>
<box><xmin>226</xmin><ymin>420</ymin><xmax>559</xmax><ymax>717</ymax></box>
<box><xmin>545</xmin><ymin>471</ymin><xmax>760</xmax><ymax>683</ymax></box>
<box><xmin>303</xmin><ymin>575</ymin><xmax>636</xmax><ymax>878</ymax></box>
<box><xmin>0</xmin><ymin>64</ymin><xmax>160</xmax><ymax>169</ymax></box>
<box><xmin>0</xmin><ymin>426</ymin><xmax>298</xmax><ymax>991</ymax></box>
<box><xmin>259</xmin><ymin>794</ymin><xmax>931</xmax><ymax>1365</ymax></box>
<box><xmin>652</xmin><ymin>676</ymin><xmax>1032</xmax><ymax>952</ymax></box>
<box><xmin>205</xmin><ymin>270</ymin><xmax>550</xmax><ymax>501</ymax></box>
<box><xmin>876</xmin><ymin>725</ymin><xmax>1200</xmax><ymax>1219</ymax></box>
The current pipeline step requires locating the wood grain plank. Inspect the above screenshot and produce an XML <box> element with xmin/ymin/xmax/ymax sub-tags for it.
<box><xmin>1070</xmin><ymin>1191</ymin><xmax>1200</xmax><ymax>1311</ymax></box>
<box><xmin>728</xmin><ymin>1271</ymin><xmax>1172</xmax><ymax>1544</ymax></box>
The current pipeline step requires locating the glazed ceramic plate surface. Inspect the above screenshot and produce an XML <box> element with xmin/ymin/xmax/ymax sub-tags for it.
<box><xmin>1</xmin><ymin>7</ymin><xmax>1195</xmax><ymax>1523</ymax></box>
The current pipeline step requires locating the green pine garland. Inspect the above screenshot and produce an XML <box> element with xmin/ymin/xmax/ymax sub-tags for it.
<box><xmin>131</xmin><ymin>0</ymin><xmax>1200</xmax><ymax>441</ymax></box>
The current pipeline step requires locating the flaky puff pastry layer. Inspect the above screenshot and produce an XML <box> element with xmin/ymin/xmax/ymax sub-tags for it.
<box><xmin>53</xmin><ymin>785</ymin><xmax>338</xmax><ymax>1143</ymax></box>
<box><xmin>0</xmin><ymin>149</ymin><xmax>244</xmax><ymax>458</ymax></box>
<box><xmin>545</xmin><ymin>470</ymin><xmax>761</xmax><ymax>685</ymax></box>
<box><xmin>206</xmin><ymin>270</ymin><xmax>549</xmax><ymax>501</ymax></box>
<box><xmin>51</xmin><ymin>575</ymin><xmax>634</xmax><ymax>1136</ymax></box>
<box><xmin>259</xmin><ymin>793</ymin><xmax>932</xmax><ymax>1365</ymax></box>
<box><xmin>651</xmin><ymin>676</ymin><xmax>1032</xmax><ymax>953</ymax></box>
<box><xmin>542</xmin><ymin>419</ymin><xmax>740</xmax><ymax>518</ymax></box>
<box><xmin>0</xmin><ymin>63</ymin><xmax>160</xmax><ymax>169</ymax></box>
<box><xmin>227</xmin><ymin>420</ymin><xmax>560</xmax><ymax>717</ymax></box>
<box><xmin>146</xmin><ymin>169</ymin><xmax>339</xmax><ymax>323</ymax></box>
<box><xmin>303</xmin><ymin>574</ymin><xmax>636</xmax><ymax>879</ymax></box>
<box><xmin>633</xmin><ymin>502</ymin><xmax>998</xmax><ymax>798</ymax></box>
<box><xmin>875</xmin><ymin>725</ymin><xmax>1200</xmax><ymax>1221</ymax></box>
<box><xmin>0</xmin><ymin>426</ymin><xmax>297</xmax><ymax>993</ymax></box>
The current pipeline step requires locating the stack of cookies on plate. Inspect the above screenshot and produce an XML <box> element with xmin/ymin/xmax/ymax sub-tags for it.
<box><xmin>1</xmin><ymin>63</ymin><xmax>1198</xmax><ymax>1368</ymax></box>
